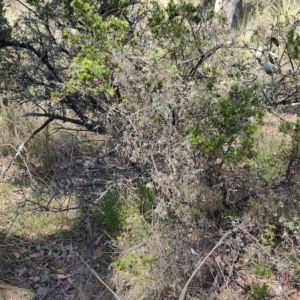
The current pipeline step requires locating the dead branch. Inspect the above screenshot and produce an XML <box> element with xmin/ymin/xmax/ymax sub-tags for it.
<box><xmin>22</xmin><ymin>112</ymin><xmax>106</xmax><ymax>134</ymax></box>
<box><xmin>179</xmin><ymin>227</ymin><xmax>238</xmax><ymax>300</ymax></box>
<box><xmin>2</xmin><ymin>117</ymin><xmax>54</xmax><ymax>178</ymax></box>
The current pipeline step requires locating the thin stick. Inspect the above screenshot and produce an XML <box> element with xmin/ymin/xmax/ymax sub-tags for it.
<box><xmin>238</xmin><ymin>227</ymin><xmax>272</xmax><ymax>258</ymax></box>
<box><xmin>179</xmin><ymin>228</ymin><xmax>237</xmax><ymax>300</ymax></box>
<box><xmin>77</xmin><ymin>253</ymin><xmax>121</xmax><ymax>300</ymax></box>
<box><xmin>2</xmin><ymin>117</ymin><xmax>54</xmax><ymax>178</ymax></box>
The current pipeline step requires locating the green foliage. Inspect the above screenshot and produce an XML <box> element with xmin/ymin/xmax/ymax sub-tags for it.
<box><xmin>166</xmin><ymin>0</ymin><xmax>180</xmax><ymax>20</ymax></box>
<box><xmin>189</xmin><ymin>84</ymin><xmax>263</xmax><ymax>165</ymax></box>
<box><xmin>64</xmin><ymin>1</ymin><xmax>127</xmax><ymax>97</ymax></box>
<box><xmin>260</xmin><ymin>224</ymin><xmax>276</xmax><ymax>252</ymax></box>
<box><xmin>295</xmin><ymin>265</ymin><xmax>300</xmax><ymax>279</ymax></box>
<box><xmin>148</xmin><ymin>0</ymin><xmax>203</xmax><ymax>59</ymax></box>
<box><xmin>279</xmin><ymin>216</ymin><xmax>300</xmax><ymax>246</ymax></box>
<box><xmin>72</xmin><ymin>0</ymin><xmax>128</xmax><ymax>41</ymax></box>
<box><xmin>287</xmin><ymin>28</ymin><xmax>300</xmax><ymax>59</ymax></box>
<box><xmin>148</xmin><ymin>3</ymin><xmax>165</xmax><ymax>32</ymax></box>
<box><xmin>293</xmin><ymin>119</ymin><xmax>300</xmax><ymax>142</ymax></box>
<box><xmin>0</xmin><ymin>0</ymin><xmax>11</xmax><ymax>40</ymax></box>
<box><xmin>114</xmin><ymin>253</ymin><xmax>158</xmax><ymax>274</ymax></box>
<box><xmin>249</xmin><ymin>283</ymin><xmax>269</xmax><ymax>300</ymax></box>
<box><xmin>137</xmin><ymin>184</ymin><xmax>156</xmax><ymax>220</ymax></box>
<box><xmin>252</xmin><ymin>263</ymin><xmax>273</xmax><ymax>279</ymax></box>
<box><xmin>94</xmin><ymin>191</ymin><xmax>121</xmax><ymax>234</ymax></box>
<box><xmin>94</xmin><ymin>190</ymin><xmax>149</xmax><ymax>240</ymax></box>
<box><xmin>279</xmin><ymin>121</ymin><xmax>293</xmax><ymax>134</ymax></box>
<box><xmin>222</xmin><ymin>290</ymin><xmax>234</xmax><ymax>300</ymax></box>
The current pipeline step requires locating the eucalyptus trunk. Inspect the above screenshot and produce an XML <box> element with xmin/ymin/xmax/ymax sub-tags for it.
<box><xmin>214</xmin><ymin>0</ymin><xmax>243</xmax><ymax>28</ymax></box>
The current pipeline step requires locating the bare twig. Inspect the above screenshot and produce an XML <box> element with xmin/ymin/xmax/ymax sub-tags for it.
<box><xmin>179</xmin><ymin>227</ymin><xmax>238</xmax><ymax>300</ymax></box>
<box><xmin>77</xmin><ymin>253</ymin><xmax>121</xmax><ymax>300</ymax></box>
<box><xmin>15</xmin><ymin>0</ymin><xmax>39</xmax><ymax>18</ymax></box>
<box><xmin>190</xmin><ymin>44</ymin><xmax>224</xmax><ymax>77</ymax></box>
<box><xmin>238</xmin><ymin>226</ymin><xmax>272</xmax><ymax>259</ymax></box>
<box><xmin>151</xmin><ymin>153</ymin><xmax>159</xmax><ymax>176</ymax></box>
<box><xmin>0</xmin><ymin>39</ymin><xmax>60</xmax><ymax>81</ymax></box>
<box><xmin>2</xmin><ymin>117</ymin><xmax>54</xmax><ymax>178</ymax></box>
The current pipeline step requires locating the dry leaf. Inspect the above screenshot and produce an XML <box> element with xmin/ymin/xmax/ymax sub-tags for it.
<box><xmin>29</xmin><ymin>276</ymin><xmax>41</xmax><ymax>282</ymax></box>
<box><xmin>246</xmin><ymin>274</ymin><xmax>253</xmax><ymax>285</ymax></box>
<box><xmin>283</xmin><ymin>270</ymin><xmax>289</xmax><ymax>286</ymax></box>
<box><xmin>57</xmin><ymin>273</ymin><xmax>70</xmax><ymax>279</ymax></box>
<box><xmin>191</xmin><ymin>248</ymin><xmax>198</xmax><ymax>256</ymax></box>
<box><xmin>30</xmin><ymin>252</ymin><xmax>42</xmax><ymax>258</ymax></box>
<box><xmin>255</xmin><ymin>47</ymin><xmax>263</xmax><ymax>62</ymax></box>
<box><xmin>13</xmin><ymin>252</ymin><xmax>20</xmax><ymax>259</ymax></box>
<box><xmin>270</xmin><ymin>37</ymin><xmax>279</xmax><ymax>47</ymax></box>
<box><xmin>291</xmin><ymin>291</ymin><xmax>299</xmax><ymax>300</ymax></box>
<box><xmin>187</xmin><ymin>233</ymin><xmax>197</xmax><ymax>242</ymax></box>
<box><xmin>2</xmin><ymin>98</ymin><xmax>8</xmax><ymax>106</ymax></box>
<box><xmin>17</xmin><ymin>268</ymin><xmax>27</xmax><ymax>277</ymax></box>
<box><xmin>263</xmin><ymin>61</ymin><xmax>272</xmax><ymax>75</ymax></box>
<box><xmin>52</xmin><ymin>95</ymin><xmax>65</xmax><ymax>103</ymax></box>
<box><xmin>237</xmin><ymin>256</ymin><xmax>245</xmax><ymax>265</ymax></box>
<box><xmin>266</xmin><ymin>37</ymin><xmax>279</xmax><ymax>47</ymax></box>
<box><xmin>67</xmin><ymin>277</ymin><xmax>73</xmax><ymax>284</ymax></box>
<box><xmin>36</xmin><ymin>286</ymin><xmax>48</xmax><ymax>297</ymax></box>
<box><xmin>57</xmin><ymin>268</ymin><xmax>64</xmax><ymax>274</ymax></box>
<box><xmin>40</xmin><ymin>274</ymin><xmax>49</xmax><ymax>283</ymax></box>
<box><xmin>95</xmin><ymin>234</ymin><xmax>104</xmax><ymax>245</ymax></box>
<box><xmin>215</xmin><ymin>255</ymin><xmax>222</xmax><ymax>263</ymax></box>
<box><xmin>64</xmin><ymin>244</ymin><xmax>73</xmax><ymax>251</ymax></box>
<box><xmin>96</xmin><ymin>246</ymin><xmax>103</xmax><ymax>256</ymax></box>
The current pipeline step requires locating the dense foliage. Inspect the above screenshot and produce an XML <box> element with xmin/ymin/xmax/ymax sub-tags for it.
<box><xmin>1</xmin><ymin>0</ymin><xmax>300</xmax><ymax>299</ymax></box>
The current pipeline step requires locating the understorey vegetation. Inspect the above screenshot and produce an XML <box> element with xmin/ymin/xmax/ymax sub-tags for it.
<box><xmin>0</xmin><ymin>0</ymin><xmax>300</xmax><ymax>299</ymax></box>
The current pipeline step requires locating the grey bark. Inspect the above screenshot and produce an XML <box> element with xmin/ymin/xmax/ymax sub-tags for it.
<box><xmin>214</xmin><ymin>0</ymin><xmax>243</xmax><ymax>28</ymax></box>
<box><xmin>199</xmin><ymin>0</ymin><xmax>211</xmax><ymax>19</ymax></box>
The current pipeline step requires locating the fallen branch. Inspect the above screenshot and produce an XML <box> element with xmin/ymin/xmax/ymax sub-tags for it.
<box><xmin>179</xmin><ymin>227</ymin><xmax>238</xmax><ymax>300</ymax></box>
<box><xmin>2</xmin><ymin>117</ymin><xmax>54</xmax><ymax>178</ymax></box>
<box><xmin>77</xmin><ymin>253</ymin><xmax>121</xmax><ymax>300</ymax></box>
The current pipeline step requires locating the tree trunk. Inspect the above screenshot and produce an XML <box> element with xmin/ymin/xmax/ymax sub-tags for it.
<box><xmin>214</xmin><ymin>0</ymin><xmax>243</xmax><ymax>29</ymax></box>
<box><xmin>199</xmin><ymin>0</ymin><xmax>209</xmax><ymax>19</ymax></box>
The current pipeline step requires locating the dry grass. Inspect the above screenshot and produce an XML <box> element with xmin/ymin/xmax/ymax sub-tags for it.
<box><xmin>254</xmin><ymin>111</ymin><xmax>296</xmax><ymax>180</ymax></box>
<box><xmin>0</xmin><ymin>281</ymin><xmax>35</xmax><ymax>300</ymax></box>
<box><xmin>0</xmin><ymin>104</ymin><xmax>114</xmax><ymax>299</ymax></box>
<box><xmin>4</xmin><ymin>0</ymin><xmax>28</xmax><ymax>25</ymax></box>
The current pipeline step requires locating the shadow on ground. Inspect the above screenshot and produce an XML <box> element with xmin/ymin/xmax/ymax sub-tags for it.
<box><xmin>0</xmin><ymin>130</ymin><xmax>139</xmax><ymax>300</ymax></box>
